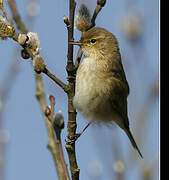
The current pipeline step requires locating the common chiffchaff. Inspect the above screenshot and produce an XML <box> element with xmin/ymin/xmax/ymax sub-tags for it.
<box><xmin>71</xmin><ymin>27</ymin><xmax>142</xmax><ymax>158</ymax></box>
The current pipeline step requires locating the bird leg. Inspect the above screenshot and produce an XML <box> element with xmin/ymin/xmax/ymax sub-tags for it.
<box><xmin>66</xmin><ymin>122</ymin><xmax>91</xmax><ymax>144</ymax></box>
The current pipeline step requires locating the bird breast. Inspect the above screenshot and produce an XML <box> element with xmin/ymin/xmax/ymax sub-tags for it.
<box><xmin>73</xmin><ymin>57</ymin><xmax>114</xmax><ymax>121</ymax></box>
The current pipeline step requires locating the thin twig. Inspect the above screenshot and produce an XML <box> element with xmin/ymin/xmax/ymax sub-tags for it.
<box><xmin>63</xmin><ymin>16</ymin><xmax>71</xmax><ymax>28</ymax></box>
<box><xmin>64</xmin><ymin>2</ymin><xmax>107</xmax><ymax>179</ymax></box>
<box><xmin>74</xmin><ymin>1</ymin><xmax>106</xmax><ymax>68</ymax></box>
<box><xmin>91</xmin><ymin>0</ymin><xmax>106</xmax><ymax>28</ymax></box>
<box><xmin>64</xmin><ymin>0</ymin><xmax>80</xmax><ymax>180</ymax></box>
<box><xmin>46</xmin><ymin>96</ymin><xmax>71</xmax><ymax>180</ymax></box>
<box><xmin>8</xmin><ymin>1</ymin><xmax>67</xmax><ymax>93</ymax></box>
<box><xmin>72</xmin><ymin>123</ymin><xmax>91</xmax><ymax>141</ymax></box>
<box><xmin>11</xmin><ymin>34</ymin><xmax>67</xmax><ymax>93</ymax></box>
<box><xmin>43</xmin><ymin>68</ymin><xmax>67</xmax><ymax>92</ymax></box>
<box><xmin>36</xmin><ymin>73</ymin><xmax>68</xmax><ymax>180</ymax></box>
<box><xmin>7</xmin><ymin>1</ymin><xmax>69</xmax><ymax>179</ymax></box>
<box><xmin>91</xmin><ymin>4</ymin><xmax>102</xmax><ymax>28</ymax></box>
<box><xmin>7</xmin><ymin>0</ymin><xmax>27</xmax><ymax>33</ymax></box>
<box><xmin>57</xmin><ymin>139</ymin><xmax>71</xmax><ymax>180</ymax></box>
<box><xmin>0</xmin><ymin>1</ymin><xmax>14</xmax><ymax>26</ymax></box>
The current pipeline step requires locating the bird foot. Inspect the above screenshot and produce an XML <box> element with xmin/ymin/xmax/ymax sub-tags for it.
<box><xmin>65</xmin><ymin>123</ymin><xmax>91</xmax><ymax>145</ymax></box>
<box><xmin>65</xmin><ymin>134</ymin><xmax>81</xmax><ymax>145</ymax></box>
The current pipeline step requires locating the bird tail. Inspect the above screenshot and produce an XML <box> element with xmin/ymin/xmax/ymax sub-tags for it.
<box><xmin>125</xmin><ymin>128</ymin><xmax>143</xmax><ymax>158</ymax></box>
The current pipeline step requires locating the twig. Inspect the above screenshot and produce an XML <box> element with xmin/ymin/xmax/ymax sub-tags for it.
<box><xmin>91</xmin><ymin>0</ymin><xmax>106</xmax><ymax>28</ymax></box>
<box><xmin>1</xmin><ymin>12</ymin><xmax>67</xmax><ymax>94</ymax></box>
<box><xmin>64</xmin><ymin>1</ymin><xmax>80</xmax><ymax>180</ymax></box>
<box><xmin>72</xmin><ymin>122</ymin><xmax>91</xmax><ymax>141</ymax></box>
<box><xmin>7</xmin><ymin>1</ymin><xmax>69</xmax><ymax>179</ymax></box>
<box><xmin>63</xmin><ymin>16</ymin><xmax>70</xmax><ymax>28</ymax></box>
<box><xmin>0</xmin><ymin>0</ymin><xmax>14</xmax><ymax>26</ymax></box>
<box><xmin>43</xmin><ymin>68</ymin><xmax>67</xmax><ymax>92</ymax></box>
<box><xmin>45</xmin><ymin>96</ymin><xmax>71</xmax><ymax>180</ymax></box>
<box><xmin>74</xmin><ymin>0</ymin><xmax>106</xmax><ymax>68</ymax></box>
<box><xmin>64</xmin><ymin>2</ymin><xmax>107</xmax><ymax>179</ymax></box>
<box><xmin>36</xmin><ymin>74</ymin><xmax>68</xmax><ymax>180</ymax></box>
<box><xmin>11</xmin><ymin>34</ymin><xmax>68</xmax><ymax>93</ymax></box>
<box><xmin>4</xmin><ymin>1</ymin><xmax>106</xmax><ymax>180</ymax></box>
<box><xmin>91</xmin><ymin>5</ymin><xmax>102</xmax><ymax>28</ymax></box>
<box><xmin>57</xmin><ymin>140</ymin><xmax>71</xmax><ymax>180</ymax></box>
<box><xmin>7</xmin><ymin>0</ymin><xmax>27</xmax><ymax>33</ymax></box>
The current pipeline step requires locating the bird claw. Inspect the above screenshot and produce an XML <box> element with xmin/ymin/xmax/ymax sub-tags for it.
<box><xmin>65</xmin><ymin>123</ymin><xmax>91</xmax><ymax>144</ymax></box>
<box><xmin>65</xmin><ymin>133</ymin><xmax>81</xmax><ymax>145</ymax></box>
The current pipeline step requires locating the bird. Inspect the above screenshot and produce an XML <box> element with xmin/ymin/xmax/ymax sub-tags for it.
<box><xmin>70</xmin><ymin>27</ymin><xmax>143</xmax><ymax>158</ymax></box>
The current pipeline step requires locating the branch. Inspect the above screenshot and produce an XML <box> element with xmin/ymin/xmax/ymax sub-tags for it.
<box><xmin>7</xmin><ymin>0</ymin><xmax>27</xmax><ymax>33</ymax></box>
<box><xmin>43</xmin><ymin>68</ymin><xmax>67</xmax><ymax>92</ymax></box>
<box><xmin>64</xmin><ymin>1</ymin><xmax>80</xmax><ymax>180</ymax></box>
<box><xmin>74</xmin><ymin>0</ymin><xmax>106</xmax><ymax>68</ymax></box>
<box><xmin>5</xmin><ymin>31</ymin><xmax>67</xmax><ymax>93</ymax></box>
<box><xmin>4</xmin><ymin>1</ymin><xmax>67</xmax><ymax>93</ymax></box>
<box><xmin>6</xmin><ymin>1</ymin><xmax>69</xmax><ymax>179</ymax></box>
<box><xmin>0</xmin><ymin>0</ymin><xmax>14</xmax><ymax>26</ymax></box>
<box><xmin>91</xmin><ymin>0</ymin><xmax>106</xmax><ymax>28</ymax></box>
<box><xmin>64</xmin><ymin>2</ymin><xmax>107</xmax><ymax>179</ymax></box>
<box><xmin>67</xmin><ymin>0</ymin><xmax>76</xmax><ymax>66</ymax></box>
<box><xmin>35</xmin><ymin>74</ymin><xmax>68</xmax><ymax>180</ymax></box>
<box><xmin>45</xmin><ymin>96</ymin><xmax>71</xmax><ymax>180</ymax></box>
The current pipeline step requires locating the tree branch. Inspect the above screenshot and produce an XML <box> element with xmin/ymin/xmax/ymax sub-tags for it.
<box><xmin>43</xmin><ymin>68</ymin><xmax>67</xmax><ymax>92</ymax></box>
<box><xmin>7</xmin><ymin>0</ymin><xmax>67</xmax><ymax>93</ymax></box>
<box><xmin>7</xmin><ymin>1</ymin><xmax>69</xmax><ymax>179</ymax></box>
<box><xmin>91</xmin><ymin>0</ymin><xmax>106</xmax><ymax>28</ymax></box>
<box><xmin>45</xmin><ymin>96</ymin><xmax>71</xmax><ymax>180</ymax></box>
<box><xmin>1</xmin><ymin>1</ymin><xmax>106</xmax><ymax>180</ymax></box>
<box><xmin>74</xmin><ymin>0</ymin><xmax>106</xmax><ymax>68</ymax></box>
<box><xmin>7</xmin><ymin>0</ymin><xmax>28</xmax><ymax>33</ymax></box>
<box><xmin>35</xmin><ymin>74</ymin><xmax>68</xmax><ymax>180</ymax></box>
<box><xmin>64</xmin><ymin>1</ymin><xmax>80</xmax><ymax>180</ymax></box>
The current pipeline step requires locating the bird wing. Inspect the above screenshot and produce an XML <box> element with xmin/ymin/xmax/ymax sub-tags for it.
<box><xmin>110</xmin><ymin>67</ymin><xmax>130</xmax><ymax>128</ymax></box>
<box><xmin>110</xmin><ymin>91</ymin><xmax>129</xmax><ymax>127</ymax></box>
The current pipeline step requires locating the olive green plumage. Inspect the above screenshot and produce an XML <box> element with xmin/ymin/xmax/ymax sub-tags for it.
<box><xmin>72</xmin><ymin>27</ymin><xmax>142</xmax><ymax>158</ymax></box>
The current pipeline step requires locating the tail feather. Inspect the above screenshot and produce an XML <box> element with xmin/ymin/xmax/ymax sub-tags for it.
<box><xmin>125</xmin><ymin>129</ymin><xmax>143</xmax><ymax>158</ymax></box>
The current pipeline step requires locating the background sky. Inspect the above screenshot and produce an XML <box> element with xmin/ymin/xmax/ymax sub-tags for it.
<box><xmin>0</xmin><ymin>0</ymin><xmax>159</xmax><ymax>180</ymax></box>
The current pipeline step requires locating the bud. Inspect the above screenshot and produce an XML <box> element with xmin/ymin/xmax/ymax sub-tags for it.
<box><xmin>45</xmin><ymin>106</ymin><xmax>51</xmax><ymax>116</ymax></box>
<box><xmin>26</xmin><ymin>32</ymin><xmax>41</xmax><ymax>55</ymax></box>
<box><xmin>63</xmin><ymin>16</ymin><xmax>70</xmax><ymax>27</ymax></box>
<box><xmin>53</xmin><ymin>110</ymin><xmax>64</xmax><ymax>129</ymax></box>
<box><xmin>32</xmin><ymin>55</ymin><xmax>46</xmax><ymax>73</ymax></box>
<box><xmin>0</xmin><ymin>14</ymin><xmax>15</xmax><ymax>39</ymax></box>
<box><xmin>52</xmin><ymin>110</ymin><xmax>64</xmax><ymax>139</ymax></box>
<box><xmin>18</xmin><ymin>34</ymin><xmax>27</xmax><ymax>45</ymax></box>
<box><xmin>97</xmin><ymin>0</ymin><xmax>106</xmax><ymax>7</ymax></box>
<box><xmin>75</xmin><ymin>4</ymin><xmax>92</xmax><ymax>32</ymax></box>
<box><xmin>49</xmin><ymin>95</ymin><xmax>55</xmax><ymax>105</ymax></box>
<box><xmin>21</xmin><ymin>49</ymin><xmax>30</xmax><ymax>59</ymax></box>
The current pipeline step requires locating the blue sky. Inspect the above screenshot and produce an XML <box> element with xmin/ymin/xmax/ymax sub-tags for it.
<box><xmin>0</xmin><ymin>0</ymin><xmax>159</xmax><ymax>180</ymax></box>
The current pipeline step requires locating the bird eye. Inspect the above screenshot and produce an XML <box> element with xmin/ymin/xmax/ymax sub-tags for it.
<box><xmin>90</xmin><ymin>39</ymin><xmax>96</xmax><ymax>44</ymax></box>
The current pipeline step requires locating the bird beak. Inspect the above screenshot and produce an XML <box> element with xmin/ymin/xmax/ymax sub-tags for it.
<box><xmin>69</xmin><ymin>41</ymin><xmax>83</xmax><ymax>46</ymax></box>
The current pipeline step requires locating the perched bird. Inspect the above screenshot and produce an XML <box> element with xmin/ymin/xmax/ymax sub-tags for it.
<box><xmin>71</xmin><ymin>27</ymin><xmax>143</xmax><ymax>158</ymax></box>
